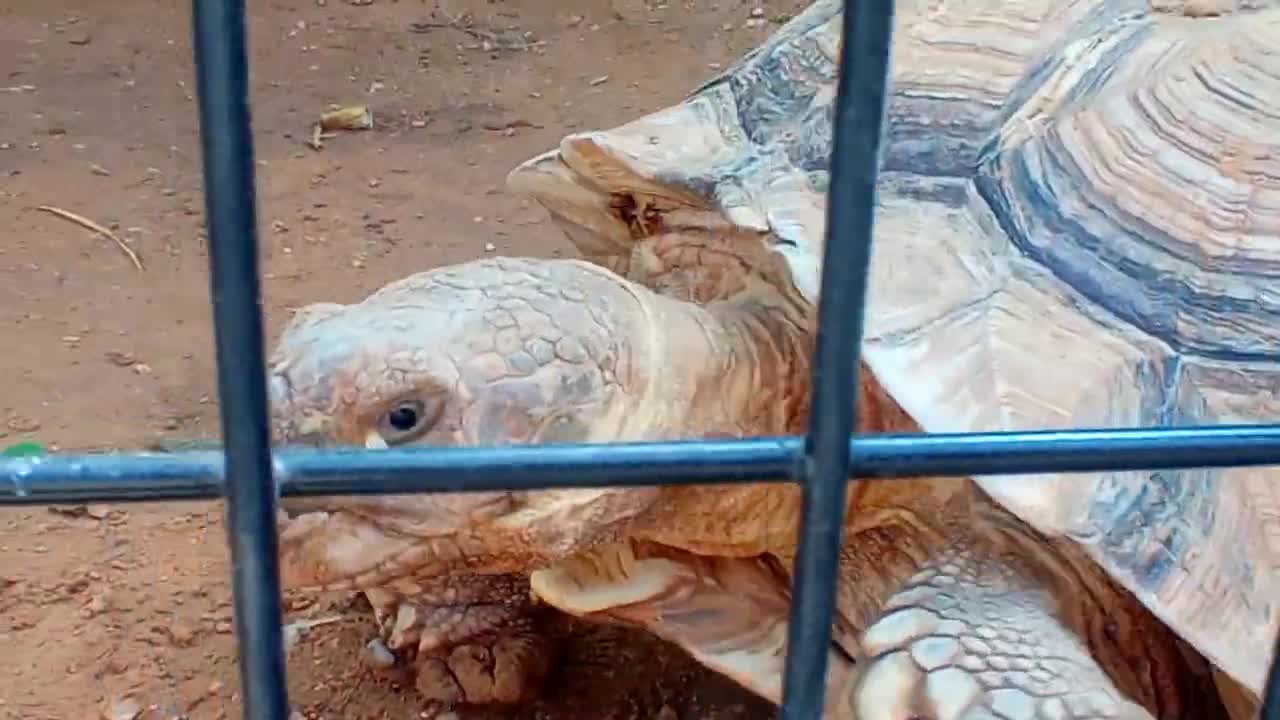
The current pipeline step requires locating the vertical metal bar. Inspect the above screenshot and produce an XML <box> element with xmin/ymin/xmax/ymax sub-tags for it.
<box><xmin>779</xmin><ymin>0</ymin><xmax>895</xmax><ymax>717</ymax></box>
<box><xmin>1262</xmin><ymin>637</ymin><xmax>1280</xmax><ymax>720</ymax></box>
<box><xmin>191</xmin><ymin>2</ymin><xmax>291</xmax><ymax>719</ymax></box>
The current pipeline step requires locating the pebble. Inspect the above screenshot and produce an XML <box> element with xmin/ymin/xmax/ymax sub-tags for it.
<box><xmin>362</xmin><ymin>637</ymin><xmax>396</xmax><ymax>669</ymax></box>
<box><xmin>104</xmin><ymin>350</ymin><xmax>136</xmax><ymax>367</ymax></box>
<box><xmin>101</xmin><ymin>696</ymin><xmax>142</xmax><ymax>720</ymax></box>
<box><xmin>80</xmin><ymin>593</ymin><xmax>109</xmax><ymax>618</ymax></box>
<box><xmin>168</xmin><ymin>622</ymin><xmax>196</xmax><ymax>647</ymax></box>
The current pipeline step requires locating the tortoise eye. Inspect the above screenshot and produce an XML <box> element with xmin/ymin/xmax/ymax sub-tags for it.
<box><xmin>387</xmin><ymin>405</ymin><xmax>418</xmax><ymax>431</ymax></box>
<box><xmin>376</xmin><ymin>397</ymin><xmax>443</xmax><ymax>444</ymax></box>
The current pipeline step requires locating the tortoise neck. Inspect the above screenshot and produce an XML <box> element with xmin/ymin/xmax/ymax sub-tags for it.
<box><xmin>647</xmin><ymin>284</ymin><xmax>815</xmax><ymax>440</ymax></box>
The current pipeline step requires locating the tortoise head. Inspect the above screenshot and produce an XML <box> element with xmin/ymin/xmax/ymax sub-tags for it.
<box><xmin>268</xmin><ymin>256</ymin><xmax>670</xmax><ymax>589</ymax></box>
<box><xmin>266</xmin><ymin>243</ymin><xmax>818</xmax><ymax>590</ymax></box>
<box><xmin>265</xmin><ymin>10</ymin><xmax>832</xmax><ymax>591</ymax></box>
<box><xmin>267</xmin><ymin>257</ymin><xmax>637</xmax><ymax>452</ymax></box>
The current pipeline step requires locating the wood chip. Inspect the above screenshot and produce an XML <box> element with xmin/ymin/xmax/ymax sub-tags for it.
<box><xmin>319</xmin><ymin>105</ymin><xmax>373</xmax><ymax>131</ymax></box>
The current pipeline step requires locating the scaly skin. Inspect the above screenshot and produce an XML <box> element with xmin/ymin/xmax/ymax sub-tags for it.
<box><xmin>269</xmin><ymin>243</ymin><xmax>1225</xmax><ymax>717</ymax></box>
<box><xmin>270</xmin><ymin>243</ymin><xmax>812</xmax><ymax>707</ymax></box>
<box><xmin>531</xmin><ymin>375</ymin><xmax>1226</xmax><ymax>719</ymax></box>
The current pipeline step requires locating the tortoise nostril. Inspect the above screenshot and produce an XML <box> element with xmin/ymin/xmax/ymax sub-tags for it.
<box><xmin>273</xmin><ymin>428</ymin><xmax>327</xmax><ymax>449</ymax></box>
<box><xmin>294</xmin><ymin>433</ymin><xmax>327</xmax><ymax>448</ymax></box>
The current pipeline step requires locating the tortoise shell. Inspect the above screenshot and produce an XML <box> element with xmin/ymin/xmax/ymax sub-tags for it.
<box><xmin>507</xmin><ymin>0</ymin><xmax>1280</xmax><ymax>697</ymax></box>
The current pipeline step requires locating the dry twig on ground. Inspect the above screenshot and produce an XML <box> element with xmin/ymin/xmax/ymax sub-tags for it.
<box><xmin>35</xmin><ymin>205</ymin><xmax>144</xmax><ymax>270</ymax></box>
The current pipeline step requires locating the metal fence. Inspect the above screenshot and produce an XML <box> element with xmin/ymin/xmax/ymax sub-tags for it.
<box><xmin>4</xmin><ymin>0</ymin><xmax>1280</xmax><ymax>718</ymax></box>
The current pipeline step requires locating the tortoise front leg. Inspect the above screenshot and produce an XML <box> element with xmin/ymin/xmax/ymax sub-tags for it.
<box><xmin>530</xmin><ymin>536</ymin><xmax>1223</xmax><ymax>719</ymax></box>
<box><xmin>844</xmin><ymin>540</ymin><xmax>1156</xmax><ymax>720</ymax></box>
<box><xmin>361</xmin><ymin>573</ymin><xmax>555</xmax><ymax>706</ymax></box>
<box><xmin>528</xmin><ymin>540</ymin><xmax>859</xmax><ymax>716</ymax></box>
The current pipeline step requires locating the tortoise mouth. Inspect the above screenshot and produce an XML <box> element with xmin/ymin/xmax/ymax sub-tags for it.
<box><xmin>274</xmin><ymin>507</ymin><xmax>434</xmax><ymax>590</ymax></box>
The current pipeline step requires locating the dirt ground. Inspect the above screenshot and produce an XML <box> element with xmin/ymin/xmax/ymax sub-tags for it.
<box><xmin>0</xmin><ymin>1</ymin><xmax>806</xmax><ymax>718</ymax></box>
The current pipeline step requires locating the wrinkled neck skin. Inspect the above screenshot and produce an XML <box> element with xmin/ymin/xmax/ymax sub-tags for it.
<box><xmin>615</xmin><ymin>230</ymin><xmax>817</xmax><ymax>558</ymax></box>
<box><xmin>611</xmin><ymin>231</ymin><xmax>815</xmax><ymax>444</ymax></box>
<box><xmin>644</xmin><ymin>291</ymin><xmax>814</xmax><ymax>437</ymax></box>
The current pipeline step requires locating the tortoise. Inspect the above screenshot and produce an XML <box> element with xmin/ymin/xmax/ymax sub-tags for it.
<box><xmin>267</xmin><ymin>0</ymin><xmax>1280</xmax><ymax>717</ymax></box>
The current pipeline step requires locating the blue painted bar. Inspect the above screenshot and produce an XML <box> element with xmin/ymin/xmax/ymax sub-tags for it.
<box><xmin>7</xmin><ymin>425</ymin><xmax>1280</xmax><ymax>505</ymax></box>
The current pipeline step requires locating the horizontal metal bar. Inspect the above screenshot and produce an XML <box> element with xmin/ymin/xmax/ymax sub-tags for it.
<box><xmin>4</xmin><ymin>425</ymin><xmax>1279</xmax><ymax>506</ymax></box>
